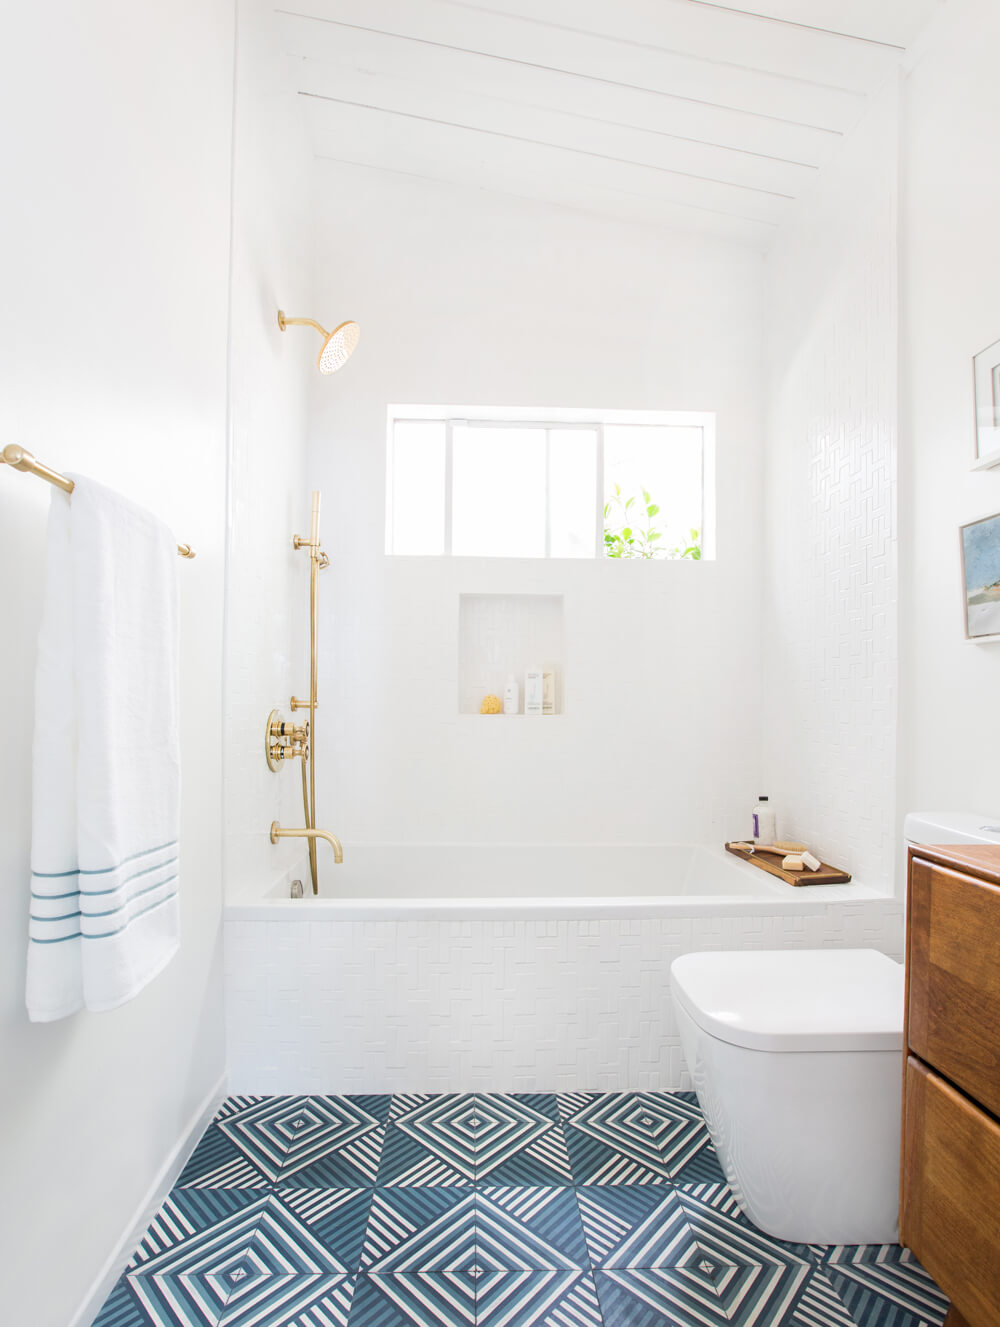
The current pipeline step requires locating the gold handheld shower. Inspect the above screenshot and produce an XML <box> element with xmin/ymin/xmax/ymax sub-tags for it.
<box><xmin>277</xmin><ymin>310</ymin><xmax>360</xmax><ymax>375</ymax></box>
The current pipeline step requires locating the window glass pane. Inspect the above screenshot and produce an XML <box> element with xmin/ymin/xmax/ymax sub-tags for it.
<box><xmin>390</xmin><ymin>420</ymin><xmax>446</xmax><ymax>554</ymax></box>
<box><xmin>549</xmin><ymin>428</ymin><xmax>597</xmax><ymax>558</ymax></box>
<box><xmin>603</xmin><ymin>425</ymin><xmax>703</xmax><ymax>559</ymax></box>
<box><xmin>452</xmin><ymin>426</ymin><xmax>546</xmax><ymax>557</ymax></box>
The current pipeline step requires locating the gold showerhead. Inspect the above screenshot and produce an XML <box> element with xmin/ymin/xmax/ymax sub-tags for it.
<box><xmin>277</xmin><ymin>310</ymin><xmax>360</xmax><ymax>375</ymax></box>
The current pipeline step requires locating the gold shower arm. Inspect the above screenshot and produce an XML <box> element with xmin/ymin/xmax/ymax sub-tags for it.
<box><xmin>277</xmin><ymin>312</ymin><xmax>329</xmax><ymax>338</ymax></box>
<box><xmin>270</xmin><ymin>821</ymin><xmax>343</xmax><ymax>865</ymax></box>
<box><xmin>2</xmin><ymin>444</ymin><xmax>196</xmax><ymax>558</ymax></box>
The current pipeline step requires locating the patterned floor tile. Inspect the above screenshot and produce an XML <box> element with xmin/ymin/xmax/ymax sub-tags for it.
<box><xmin>349</xmin><ymin>1271</ymin><xmax>477</xmax><ymax>1325</ymax></box>
<box><xmin>596</xmin><ymin>1262</ymin><xmax>811</xmax><ymax>1327</ymax></box>
<box><xmin>473</xmin><ymin>1094</ymin><xmax>574</xmax><ymax>1185</ymax></box>
<box><xmin>475</xmin><ymin>1188</ymin><xmax>590</xmax><ymax>1270</ymax></box>
<box><xmin>90</xmin><ymin>1091</ymin><xmax>950</xmax><ymax>1327</ymax></box>
<box><xmin>824</xmin><ymin>1245</ymin><xmax>949</xmax><ymax>1327</ymax></box>
<box><xmin>378</xmin><ymin>1095</ymin><xmax>478</xmax><ymax>1186</ymax></box>
<box><xmin>360</xmin><ymin>1188</ymin><xmax>477</xmax><ymax>1272</ymax></box>
<box><xmin>475</xmin><ymin>1269</ymin><xmax>603</xmax><ymax>1326</ymax></box>
<box><xmin>176</xmin><ymin>1124</ymin><xmax>273</xmax><ymax>1190</ymax></box>
<box><xmin>127</xmin><ymin>1190</ymin><xmax>264</xmax><ymax>1268</ymax></box>
<box><xmin>560</xmin><ymin>1091</ymin><xmax>709</xmax><ymax>1184</ymax></box>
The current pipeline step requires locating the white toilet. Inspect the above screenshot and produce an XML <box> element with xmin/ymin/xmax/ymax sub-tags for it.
<box><xmin>670</xmin><ymin>948</ymin><xmax>904</xmax><ymax>1245</ymax></box>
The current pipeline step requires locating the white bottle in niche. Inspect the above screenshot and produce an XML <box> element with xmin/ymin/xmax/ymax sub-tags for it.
<box><xmin>524</xmin><ymin>667</ymin><xmax>543</xmax><ymax>716</ymax></box>
<box><xmin>752</xmin><ymin>795</ymin><xmax>776</xmax><ymax>846</ymax></box>
<box><xmin>503</xmin><ymin>674</ymin><xmax>519</xmax><ymax>715</ymax></box>
<box><xmin>542</xmin><ymin>668</ymin><xmax>556</xmax><ymax>715</ymax></box>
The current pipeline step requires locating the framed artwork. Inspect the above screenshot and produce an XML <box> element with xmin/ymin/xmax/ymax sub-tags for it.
<box><xmin>972</xmin><ymin>338</ymin><xmax>1000</xmax><ymax>468</ymax></box>
<box><xmin>960</xmin><ymin>511</ymin><xmax>1000</xmax><ymax>641</ymax></box>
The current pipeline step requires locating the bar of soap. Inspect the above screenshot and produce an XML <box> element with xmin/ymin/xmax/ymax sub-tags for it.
<box><xmin>782</xmin><ymin>854</ymin><xmax>805</xmax><ymax>870</ymax></box>
<box><xmin>801</xmin><ymin>851</ymin><xmax>822</xmax><ymax>871</ymax></box>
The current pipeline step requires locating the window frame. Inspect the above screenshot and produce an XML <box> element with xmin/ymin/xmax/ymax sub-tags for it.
<box><xmin>385</xmin><ymin>405</ymin><xmax>716</xmax><ymax>560</ymax></box>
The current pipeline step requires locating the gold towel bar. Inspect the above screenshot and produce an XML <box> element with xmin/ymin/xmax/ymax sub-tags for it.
<box><xmin>1</xmin><ymin>444</ymin><xmax>195</xmax><ymax>558</ymax></box>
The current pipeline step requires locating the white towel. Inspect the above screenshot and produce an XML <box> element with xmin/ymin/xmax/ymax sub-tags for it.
<box><xmin>26</xmin><ymin>476</ymin><xmax>181</xmax><ymax>1021</ymax></box>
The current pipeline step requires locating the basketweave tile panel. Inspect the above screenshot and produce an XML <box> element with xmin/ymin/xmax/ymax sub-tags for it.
<box><xmin>91</xmin><ymin>1090</ymin><xmax>948</xmax><ymax>1327</ymax></box>
<box><xmin>224</xmin><ymin>904</ymin><xmax>904</xmax><ymax>1095</ymax></box>
<box><xmin>762</xmin><ymin>133</ymin><xmax>898</xmax><ymax>894</ymax></box>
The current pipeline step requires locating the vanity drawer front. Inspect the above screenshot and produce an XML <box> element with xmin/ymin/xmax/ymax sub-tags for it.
<box><xmin>901</xmin><ymin>1058</ymin><xmax>1000</xmax><ymax>1327</ymax></box>
<box><xmin>907</xmin><ymin>856</ymin><xmax>1000</xmax><ymax>1117</ymax></box>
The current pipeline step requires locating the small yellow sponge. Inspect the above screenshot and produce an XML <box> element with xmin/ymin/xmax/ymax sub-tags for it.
<box><xmin>480</xmin><ymin>694</ymin><xmax>502</xmax><ymax>714</ymax></box>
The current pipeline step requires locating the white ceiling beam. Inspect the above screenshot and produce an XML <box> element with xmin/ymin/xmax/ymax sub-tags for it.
<box><xmin>293</xmin><ymin>59</ymin><xmax>816</xmax><ymax>197</ymax></box>
<box><xmin>302</xmin><ymin>95</ymin><xmax>792</xmax><ymax>226</ymax></box>
<box><xmin>278</xmin><ymin>0</ymin><xmax>879</xmax><ymax>126</ymax></box>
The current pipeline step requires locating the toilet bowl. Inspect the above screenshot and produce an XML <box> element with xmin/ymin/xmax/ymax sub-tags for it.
<box><xmin>670</xmin><ymin>948</ymin><xmax>904</xmax><ymax>1245</ymax></box>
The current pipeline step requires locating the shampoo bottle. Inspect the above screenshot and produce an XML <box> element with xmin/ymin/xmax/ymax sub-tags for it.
<box><xmin>524</xmin><ymin>667</ymin><xmax>543</xmax><ymax>716</ymax></box>
<box><xmin>503</xmin><ymin>674</ymin><xmax>519</xmax><ymax>715</ymax></box>
<box><xmin>542</xmin><ymin>668</ymin><xmax>556</xmax><ymax>715</ymax></box>
<box><xmin>752</xmin><ymin>795</ymin><xmax>776</xmax><ymax>846</ymax></box>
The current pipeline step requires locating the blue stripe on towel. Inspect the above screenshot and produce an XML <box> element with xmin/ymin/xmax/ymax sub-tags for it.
<box><xmin>30</xmin><ymin>888</ymin><xmax>178</xmax><ymax>944</ymax></box>
<box><xmin>83</xmin><ymin>875</ymin><xmax>179</xmax><ymax>917</ymax></box>
<box><xmin>31</xmin><ymin>855</ymin><xmax>178</xmax><ymax>901</ymax></box>
<box><xmin>83</xmin><ymin>890</ymin><xmax>179</xmax><ymax>939</ymax></box>
<box><xmin>30</xmin><ymin>839</ymin><xmax>178</xmax><ymax>879</ymax></box>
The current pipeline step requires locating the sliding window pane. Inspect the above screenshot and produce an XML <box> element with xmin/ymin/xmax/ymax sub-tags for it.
<box><xmin>604</xmin><ymin>425</ymin><xmax>703</xmax><ymax>559</ymax></box>
<box><xmin>452</xmin><ymin>426</ymin><xmax>546</xmax><ymax>557</ymax></box>
<box><xmin>549</xmin><ymin>428</ymin><xmax>597</xmax><ymax>557</ymax></box>
<box><xmin>390</xmin><ymin>420</ymin><xmax>446</xmax><ymax>554</ymax></box>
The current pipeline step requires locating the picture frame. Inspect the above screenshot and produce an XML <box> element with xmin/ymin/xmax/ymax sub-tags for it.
<box><xmin>972</xmin><ymin>338</ymin><xmax>1000</xmax><ymax>468</ymax></box>
<box><xmin>960</xmin><ymin>511</ymin><xmax>1000</xmax><ymax>642</ymax></box>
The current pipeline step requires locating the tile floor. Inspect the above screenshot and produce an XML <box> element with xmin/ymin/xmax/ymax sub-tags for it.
<box><xmin>93</xmin><ymin>1091</ymin><xmax>949</xmax><ymax>1326</ymax></box>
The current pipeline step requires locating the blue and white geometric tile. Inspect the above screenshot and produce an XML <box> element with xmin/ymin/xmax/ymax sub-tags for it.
<box><xmin>360</xmin><ymin>1189</ymin><xmax>478</xmax><ymax>1273</ymax></box>
<box><xmin>217</xmin><ymin>1273</ymin><xmax>356</xmax><ymax>1326</ymax></box>
<box><xmin>472</xmin><ymin>1094</ymin><xmax>573</xmax><ymax>1185</ymax></box>
<box><xmin>214</xmin><ymin>1095</ymin><xmax>385</xmax><ymax>1186</ymax></box>
<box><xmin>378</xmin><ymin>1096</ymin><xmax>478</xmax><ymax>1186</ymax></box>
<box><xmin>126</xmin><ymin>1190</ymin><xmax>263</xmax><ymax>1269</ymax></box>
<box><xmin>176</xmin><ymin>1124</ymin><xmax>273</xmax><ymax>1190</ymax></box>
<box><xmin>349</xmin><ymin>1271</ymin><xmax>478</xmax><ymax>1326</ymax></box>
<box><xmin>595</xmin><ymin>1261</ymin><xmax>811</xmax><ymax>1327</ymax></box>
<box><xmin>475</xmin><ymin>1188</ymin><xmax>590</xmax><ymax>1270</ymax></box>
<box><xmin>90</xmin><ymin>1090</ymin><xmax>950</xmax><ymax>1327</ymax></box>
<box><xmin>475</xmin><ymin>1269</ymin><xmax>604</xmax><ymax>1326</ymax></box>
<box><xmin>559</xmin><ymin>1091</ymin><xmax>709</xmax><ymax>1185</ymax></box>
<box><xmin>824</xmin><ymin>1244</ymin><xmax>949</xmax><ymax>1327</ymax></box>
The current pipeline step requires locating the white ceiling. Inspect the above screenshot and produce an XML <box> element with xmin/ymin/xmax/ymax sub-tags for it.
<box><xmin>277</xmin><ymin>0</ymin><xmax>942</xmax><ymax>248</ymax></box>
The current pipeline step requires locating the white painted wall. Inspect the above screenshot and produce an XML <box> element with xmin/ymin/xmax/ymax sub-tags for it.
<box><xmin>224</xmin><ymin>1</ymin><xmax>315</xmax><ymax>899</ymax></box>
<box><xmin>305</xmin><ymin>166</ymin><xmax>765</xmax><ymax>850</ymax></box>
<box><xmin>761</xmin><ymin>87</ymin><xmax>900</xmax><ymax>889</ymax></box>
<box><xmin>898</xmin><ymin>0</ymin><xmax>1000</xmax><ymax>827</ymax></box>
<box><xmin>0</xmin><ymin>3</ymin><xmax>233</xmax><ymax>1323</ymax></box>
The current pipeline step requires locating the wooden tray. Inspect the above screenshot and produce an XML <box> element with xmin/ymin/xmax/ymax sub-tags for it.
<box><xmin>725</xmin><ymin>841</ymin><xmax>851</xmax><ymax>886</ymax></box>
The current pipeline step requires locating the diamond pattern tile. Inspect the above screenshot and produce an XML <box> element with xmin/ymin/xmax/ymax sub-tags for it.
<box><xmin>92</xmin><ymin>1092</ymin><xmax>949</xmax><ymax>1327</ymax></box>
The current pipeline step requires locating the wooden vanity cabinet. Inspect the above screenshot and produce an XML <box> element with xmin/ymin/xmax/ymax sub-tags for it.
<box><xmin>901</xmin><ymin>844</ymin><xmax>1000</xmax><ymax>1327</ymax></box>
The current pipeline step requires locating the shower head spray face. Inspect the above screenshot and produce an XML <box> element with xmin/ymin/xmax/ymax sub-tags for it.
<box><xmin>277</xmin><ymin>310</ymin><xmax>360</xmax><ymax>375</ymax></box>
<box><xmin>319</xmin><ymin>320</ymin><xmax>360</xmax><ymax>375</ymax></box>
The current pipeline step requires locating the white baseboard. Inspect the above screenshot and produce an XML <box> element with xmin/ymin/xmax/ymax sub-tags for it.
<box><xmin>69</xmin><ymin>1070</ymin><xmax>229</xmax><ymax>1327</ymax></box>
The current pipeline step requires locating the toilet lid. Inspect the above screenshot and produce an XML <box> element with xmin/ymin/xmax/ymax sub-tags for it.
<box><xmin>670</xmin><ymin>949</ymin><xmax>904</xmax><ymax>1053</ymax></box>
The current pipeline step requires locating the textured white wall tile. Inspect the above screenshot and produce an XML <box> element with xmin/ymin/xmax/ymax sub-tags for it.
<box><xmin>225</xmin><ymin>901</ymin><xmax>904</xmax><ymax>1094</ymax></box>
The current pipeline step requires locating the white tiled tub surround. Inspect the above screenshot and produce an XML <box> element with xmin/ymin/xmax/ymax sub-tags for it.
<box><xmin>224</xmin><ymin>845</ymin><xmax>902</xmax><ymax>1095</ymax></box>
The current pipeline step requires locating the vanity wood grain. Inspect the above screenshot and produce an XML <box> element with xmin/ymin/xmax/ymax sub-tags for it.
<box><xmin>902</xmin><ymin>844</ymin><xmax>1000</xmax><ymax>1327</ymax></box>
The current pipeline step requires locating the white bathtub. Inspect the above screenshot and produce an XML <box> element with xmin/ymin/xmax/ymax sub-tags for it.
<box><xmin>224</xmin><ymin>844</ymin><xmax>903</xmax><ymax>1095</ymax></box>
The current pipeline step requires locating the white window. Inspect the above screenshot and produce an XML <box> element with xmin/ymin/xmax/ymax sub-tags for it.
<box><xmin>386</xmin><ymin>407</ymin><xmax>715</xmax><ymax>560</ymax></box>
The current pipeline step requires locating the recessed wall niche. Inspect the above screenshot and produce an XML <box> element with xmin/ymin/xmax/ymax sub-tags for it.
<box><xmin>458</xmin><ymin>593</ymin><xmax>566</xmax><ymax>715</ymax></box>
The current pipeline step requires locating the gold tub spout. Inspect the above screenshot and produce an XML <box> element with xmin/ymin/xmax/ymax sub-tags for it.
<box><xmin>269</xmin><ymin>821</ymin><xmax>343</xmax><ymax>868</ymax></box>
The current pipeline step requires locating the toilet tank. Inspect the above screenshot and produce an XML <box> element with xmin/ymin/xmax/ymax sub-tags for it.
<box><xmin>903</xmin><ymin>812</ymin><xmax>1000</xmax><ymax>847</ymax></box>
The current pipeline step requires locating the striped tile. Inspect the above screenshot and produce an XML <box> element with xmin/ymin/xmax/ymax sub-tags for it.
<box><xmin>89</xmin><ymin>1091</ymin><xmax>950</xmax><ymax>1327</ymax></box>
<box><xmin>349</xmin><ymin>1271</ymin><xmax>477</xmax><ymax>1325</ymax></box>
<box><xmin>561</xmin><ymin>1092</ymin><xmax>709</xmax><ymax>1185</ymax></box>
<box><xmin>475</xmin><ymin>1269</ymin><xmax>603</xmax><ymax>1326</ymax></box>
